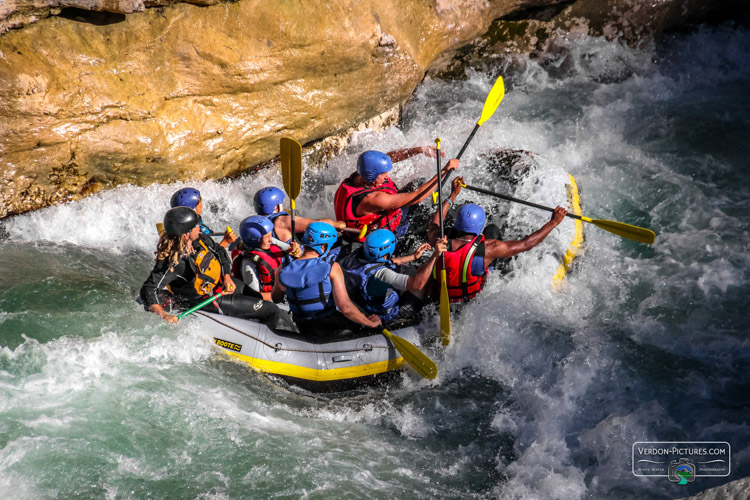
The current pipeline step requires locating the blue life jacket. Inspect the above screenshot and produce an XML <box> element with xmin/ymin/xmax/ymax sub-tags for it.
<box><xmin>199</xmin><ymin>222</ymin><xmax>212</xmax><ymax>236</ymax></box>
<box><xmin>340</xmin><ymin>248</ymin><xmax>400</xmax><ymax>321</ymax></box>
<box><xmin>268</xmin><ymin>211</ymin><xmax>290</xmax><ymax>242</ymax></box>
<box><xmin>279</xmin><ymin>254</ymin><xmax>336</xmax><ymax>321</ymax></box>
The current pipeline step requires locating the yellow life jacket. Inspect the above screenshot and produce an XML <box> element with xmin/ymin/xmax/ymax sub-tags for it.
<box><xmin>168</xmin><ymin>238</ymin><xmax>223</xmax><ymax>297</ymax></box>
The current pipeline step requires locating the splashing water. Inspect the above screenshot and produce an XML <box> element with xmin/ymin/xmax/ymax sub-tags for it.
<box><xmin>1</xmin><ymin>24</ymin><xmax>749</xmax><ymax>499</ymax></box>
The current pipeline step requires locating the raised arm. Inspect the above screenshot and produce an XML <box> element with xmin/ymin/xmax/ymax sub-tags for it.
<box><xmin>428</xmin><ymin>176</ymin><xmax>464</xmax><ymax>245</ymax></box>
<box><xmin>484</xmin><ymin>207</ymin><xmax>568</xmax><ymax>262</ymax></box>
<box><xmin>386</xmin><ymin>145</ymin><xmax>443</xmax><ymax>163</ymax></box>
<box><xmin>360</xmin><ymin>159</ymin><xmax>459</xmax><ymax>213</ymax></box>
<box><xmin>330</xmin><ymin>263</ymin><xmax>382</xmax><ymax>328</ymax></box>
<box><xmin>406</xmin><ymin>237</ymin><xmax>446</xmax><ymax>293</ymax></box>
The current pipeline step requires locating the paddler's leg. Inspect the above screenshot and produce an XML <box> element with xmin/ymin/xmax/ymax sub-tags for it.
<box><xmin>394</xmin><ymin>291</ymin><xmax>425</xmax><ymax>322</ymax></box>
<box><xmin>295</xmin><ymin>312</ymin><xmax>364</xmax><ymax>336</ymax></box>
<box><xmin>215</xmin><ymin>293</ymin><xmax>281</xmax><ymax>327</ymax></box>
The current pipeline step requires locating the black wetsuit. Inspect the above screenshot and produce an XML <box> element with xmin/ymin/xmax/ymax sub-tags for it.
<box><xmin>140</xmin><ymin>233</ymin><xmax>282</xmax><ymax>326</ymax></box>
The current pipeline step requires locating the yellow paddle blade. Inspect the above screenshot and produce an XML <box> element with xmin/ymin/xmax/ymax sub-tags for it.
<box><xmin>439</xmin><ymin>270</ymin><xmax>451</xmax><ymax>346</ymax></box>
<box><xmin>382</xmin><ymin>329</ymin><xmax>437</xmax><ymax>380</ymax></box>
<box><xmin>477</xmin><ymin>76</ymin><xmax>505</xmax><ymax>126</ymax></box>
<box><xmin>582</xmin><ymin>217</ymin><xmax>656</xmax><ymax>245</ymax></box>
<box><xmin>280</xmin><ymin>137</ymin><xmax>303</xmax><ymax>200</ymax></box>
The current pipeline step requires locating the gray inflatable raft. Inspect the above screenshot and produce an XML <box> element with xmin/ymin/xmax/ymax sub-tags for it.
<box><xmin>194</xmin><ymin>310</ymin><xmax>424</xmax><ymax>391</ymax></box>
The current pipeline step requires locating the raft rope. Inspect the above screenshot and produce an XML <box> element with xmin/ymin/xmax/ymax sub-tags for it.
<box><xmin>195</xmin><ymin>311</ymin><xmax>391</xmax><ymax>354</ymax></box>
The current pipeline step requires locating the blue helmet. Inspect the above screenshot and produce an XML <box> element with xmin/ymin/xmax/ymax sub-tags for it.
<box><xmin>253</xmin><ymin>187</ymin><xmax>285</xmax><ymax>216</ymax></box>
<box><xmin>239</xmin><ymin>215</ymin><xmax>274</xmax><ymax>248</ymax></box>
<box><xmin>454</xmin><ymin>203</ymin><xmax>486</xmax><ymax>235</ymax></box>
<box><xmin>363</xmin><ymin>229</ymin><xmax>396</xmax><ymax>263</ymax></box>
<box><xmin>170</xmin><ymin>188</ymin><xmax>201</xmax><ymax>209</ymax></box>
<box><xmin>303</xmin><ymin>221</ymin><xmax>338</xmax><ymax>257</ymax></box>
<box><xmin>357</xmin><ymin>151</ymin><xmax>392</xmax><ymax>183</ymax></box>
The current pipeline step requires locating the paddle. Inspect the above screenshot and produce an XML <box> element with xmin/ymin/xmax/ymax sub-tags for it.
<box><xmin>177</xmin><ymin>291</ymin><xmax>226</xmax><ymax>320</ymax></box>
<box><xmin>463</xmin><ymin>183</ymin><xmax>656</xmax><ymax>244</ymax></box>
<box><xmin>438</xmin><ymin>75</ymin><xmax>505</xmax><ymax>189</ymax></box>
<box><xmin>434</xmin><ymin>138</ymin><xmax>452</xmax><ymax>346</ymax></box>
<box><xmin>280</xmin><ymin>137</ymin><xmax>303</xmax><ymax>242</ymax></box>
<box><xmin>381</xmin><ymin>328</ymin><xmax>437</xmax><ymax>379</ymax></box>
<box><xmin>341</xmin><ymin>225</ymin><xmax>368</xmax><ymax>241</ymax></box>
<box><xmin>156</xmin><ymin>222</ymin><xmax>229</xmax><ymax>239</ymax></box>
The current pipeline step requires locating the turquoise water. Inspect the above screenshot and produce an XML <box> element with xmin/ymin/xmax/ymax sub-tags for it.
<box><xmin>1</xmin><ymin>25</ymin><xmax>749</xmax><ymax>499</ymax></box>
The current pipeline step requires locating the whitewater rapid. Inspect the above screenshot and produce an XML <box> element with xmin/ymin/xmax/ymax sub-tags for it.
<box><xmin>1</xmin><ymin>24</ymin><xmax>749</xmax><ymax>499</ymax></box>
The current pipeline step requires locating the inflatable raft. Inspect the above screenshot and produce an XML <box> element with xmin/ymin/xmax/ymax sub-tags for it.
<box><xmin>195</xmin><ymin>310</ymin><xmax>424</xmax><ymax>392</ymax></box>
<box><xmin>188</xmin><ymin>150</ymin><xmax>584</xmax><ymax>391</ymax></box>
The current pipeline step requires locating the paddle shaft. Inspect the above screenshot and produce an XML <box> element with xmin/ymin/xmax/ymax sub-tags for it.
<box><xmin>462</xmin><ymin>183</ymin><xmax>656</xmax><ymax>244</ymax></box>
<box><xmin>177</xmin><ymin>292</ymin><xmax>224</xmax><ymax>320</ymax></box>
<box><xmin>463</xmin><ymin>183</ymin><xmax>584</xmax><ymax>220</ymax></box>
<box><xmin>438</xmin><ymin>124</ymin><xmax>478</xmax><ymax>190</ymax></box>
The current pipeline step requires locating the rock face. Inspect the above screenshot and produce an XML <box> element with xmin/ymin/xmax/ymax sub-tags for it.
<box><xmin>0</xmin><ymin>0</ymin><xmax>743</xmax><ymax>218</ymax></box>
<box><xmin>429</xmin><ymin>0</ymin><xmax>747</xmax><ymax>79</ymax></box>
<box><xmin>0</xmin><ymin>0</ymin><xmax>535</xmax><ymax>218</ymax></box>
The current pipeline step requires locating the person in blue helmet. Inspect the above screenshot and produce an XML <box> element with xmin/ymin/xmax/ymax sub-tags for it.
<box><xmin>170</xmin><ymin>187</ymin><xmax>237</xmax><ymax>249</ymax></box>
<box><xmin>231</xmin><ymin>215</ymin><xmax>300</xmax><ymax>301</ymax></box>
<box><xmin>140</xmin><ymin>207</ymin><xmax>288</xmax><ymax>329</ymax></box>
<box><xmin>271</xmin><ymin>221</ymin><xmax>382</xmax><ymax>334</ymax></box>
<box><xmin>427</xmin><ymin>177</ymin><xmax>567</xmax><ymax>303</ymax></box>
<box><xmin>334</xmin><ymin>147</ymin><xmax>458</xmax><ymax>241</ymax></box>
<box><xmin>253</xmin><ymin>186</ymin><xmax>345</xmax><ymax>243</ymax></box>
<box><xmin>339</xmin><ymin>228</ymin><xmax>448</xmax><ymax>323</ymax></box>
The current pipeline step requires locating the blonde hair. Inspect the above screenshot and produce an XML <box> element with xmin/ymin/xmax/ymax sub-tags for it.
<box><xmin>155</xmin><ymin>233</ymin><xmax>188</xmax><ymax>266</ymax></box>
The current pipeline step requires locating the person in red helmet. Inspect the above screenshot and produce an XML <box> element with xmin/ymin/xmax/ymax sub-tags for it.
<box><xmin>427</xmin><ymin>177</ymin><xmax>567</xmax><ymax>303</ymax></box>
<box><xmin>334</xmin><ymin>147</ymin><xmax>458</xmax><ymax>241</ymax></box>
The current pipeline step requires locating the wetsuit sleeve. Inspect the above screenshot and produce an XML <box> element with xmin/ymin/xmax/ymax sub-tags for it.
<box><xmin>372</xmin><ymin>267</ymin><xmax>410</xmax><ymax>291</ymax></box>
<box><xmin>241</xmin><ymin>257</ymin><xmax>262</xmax><ymax>293</ymax></box>
<box><xmin>201</xmin><ymin>233</ymin><xmax>231</xmax><ymax>275</ymax></box>
<box><xmin>139</xmin><ymin>259</ymin><xmax>182</xmax><ymax>309</ymax></box>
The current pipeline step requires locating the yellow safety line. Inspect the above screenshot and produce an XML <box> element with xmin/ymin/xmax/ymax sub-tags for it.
<box><xmin>553</xmin><ymin>174</ymin><xmax>584</xmax><ymax>285</ymax></box>
<box><xmin>221</xmin><ymin>350</ymin><xmax>405</xmax><ymax>382</ymax></box>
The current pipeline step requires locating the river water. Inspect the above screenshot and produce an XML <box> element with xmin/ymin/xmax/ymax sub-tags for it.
<box><xmin>1</xmin><ymin>24</ymin><xmax>749</xmax><ymax>499</ymax></box>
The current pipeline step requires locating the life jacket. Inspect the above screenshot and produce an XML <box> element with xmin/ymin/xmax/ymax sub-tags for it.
<box><xmin>168</xmin><ymin>238</ymin><xmax>223</xmax><ymax>297</ymax></box>
<box><xmin>432</xmin><ymin>234</ymin><xmax>488</xmax><ymax>303</ymax></box>
<box><xmin>278</xmin><ymin>254</ymin><xmax>337</xmax><ymax>320</ymax></box>
<box><xmin>231</xmin><ymin>244</ymin><xmax>285</xmax><ymax>294</ymax></box>
<box><xmin>267</xmin><ymin>211</ymin><xmax>291</xmax><ymax>243</ymax></box>
<box><xmin>340</xmin><ymin>248</ymin><xmax>400</xmax><ymax>321</ymax></box>
<box><xmin>334</xmin><ymin>174</ymin><xmax>402</xmax><ymax>236</ymax></box>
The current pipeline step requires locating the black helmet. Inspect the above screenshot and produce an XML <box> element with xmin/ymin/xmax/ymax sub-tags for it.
<box><xmin>163</xmin><ymin>207</ymin><xmax>200</xmax><ymax>237</ymax></box>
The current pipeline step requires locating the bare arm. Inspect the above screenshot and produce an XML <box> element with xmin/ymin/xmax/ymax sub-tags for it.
<box><xmin>271</xmin><ymin>268</ymin><xmax>286</xmax><ymax>303</ymax></box>
<box><xmin>360</xmin><ymin>159</ymin><xmax>459</xmax><ymax>213</ymax></box>
<box><xmin>428</xmin><ymin>176</ymin><xmax>464</xmax><ymax>245</ymax></box>
<box><xmin>406</xmin><ymin>237</ymin><xmax>446</xmax><ymax>293</ymax></box>
<box><xmin>391</xmin><ymin>242</ymin><xmax>431</xmax><ymax>266</ymax></box>
<box><xmin>330</xmin><ymin>263</ymin><xmax>381</xmax><ymax>328</ymax></box>
<box><xmin>275</xmin><ymin>215</ymin><xmax>345</xmax><ymax>241</ymax></box>
<box><xmin>148</xmin><ymin>304</ymin><xmax>178</xmax><ymax>323</ymax></box>
<box><xmin>484</xmin><ymin>207</ymin><xmax>568</xmax><ymax>263</ymax></box>
<box><xmin>386</xmin><ymin>145</ymin><xmax>444</xmax><ymax>163</ymax></box>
